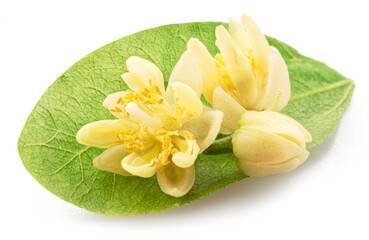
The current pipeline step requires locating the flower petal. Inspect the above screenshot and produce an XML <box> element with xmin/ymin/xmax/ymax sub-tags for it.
<box><xmin>212</xmin><ymin>87</ymin><xmax>246</xmax><ymax>132</ymax></box>
<box><xmin>181</xmin><ymin>110</ymin><xmax>223</xmax><ymax>152</ymax></box>
<box><xmin>297</xmin><ymin>150</ymin><xmax>310</xmax><ymax>164</ymax></box>
<box><xmin>103</xmin><ymin>91</ymin><xmax>127</xmax><ymax>118</ymax></box>
<box><xmin>254</xmin><ymin>47</ymin><xmax>291</xmax><ymax>111</ymax></box>
<box><xmin>215</xmin><ymin>25</ymin><xmax>258</xmax><ymax>108</ymax></box>
<box><xmin>157</xmin><ymin>163</ymin><xmax>195</xmax><ymax>197</ymax></box>
<box><xmin>125</xmin><ymin>102</ymin><xmax>161</xmax><ymax>131</ymax></box>
<box><xmin>237</xmin><ymin>157</ymin><xmax>301</xmax><ymax>177</ymax></box>
<box><xmin>187</xmin><ymin>38</ymin><xmax>218</xmax><ymax>104</ymax></box>
<box><xmin>229</xmin><ymin>17</ymin><xmax>250</xmax><ymax>52</ymax></box>
<box><xmin>299</xmin><ymin>126</ymin><xmax>312</xmax><ymax>143</ymax></box>
<box><xmin>168</xmin><ymin>82</ymin><xmax>203</xmax><ymax>120</ymax></box>
<box><xmin>238</xmin><ymin>111</ymin><xmax>311</xmax><ymax>147</ymax></box>
<box><xmin>233</xmin><ymin>126</ymin><xmax>303</xmax><ymax>165</ymax></box>
<box><xmin>168</xmin><ymin>50</ymin><xmax>202</xmax><ymax>97</ymax></box>
<box><xmin>126</xmin><ymin>56</ymin><xmax>165</xmax><ymax>94</ymax></box>
<box><xmin>121</xmin><ymin>72</ymin><xmax>149</xmax><ymax>92</ymax></box>
<box><xmin>241</xmin><ymin>13</ymin><xmax>270</xmax><ymax>78</ymax></box>
<box><xmin>93</xmin><ymin>145</ymin><xmax>132</xmax><ymax>176</ymax></box>
<box><xmin>171</xmin><ymin>136</ymin><xmax>200</xmax><ymax>168</ymax></box>
<box><xmin>121</xmin><ymin>144</ymin><xmax>160</xmax><ymax>178</ymax></box>
<box><xmin>76</xmin><ymin>118</ymin><xmax>136</xmax><ymax>148</ymax></box>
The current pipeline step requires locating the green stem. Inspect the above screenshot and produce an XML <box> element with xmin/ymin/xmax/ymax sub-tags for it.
<box><xmin>202</xmin><ymin>134</ymin><xmax>233</xmax><ymax>155</ymax></box>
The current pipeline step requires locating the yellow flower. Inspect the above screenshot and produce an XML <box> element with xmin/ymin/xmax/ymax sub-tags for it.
<box><xmin>76</xmin><ymin>53</ymin><xmax>223</xmax><ymax>197</ymax></box>
<box><xmin>233</xmin><ymin>111</ymin><xmax>312</xmax><ymax>177</ymax></box>
<box><xmin>187</xmin><ymin>14</ymin><xmax>290</xmax><ymax>131</ymax></box>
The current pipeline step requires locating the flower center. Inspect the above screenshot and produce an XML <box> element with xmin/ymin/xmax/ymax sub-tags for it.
<box><xmin>117</xmin><ymin>125</ymin><xmax>154</xmax><ymax>152</ymax></box>
<box><xmin>119</xmin><ymin>80</ymin><xmax>165</xmax><ymax>109</ymax></box>
<box><xmin>118</xmin><ymin>124</ymin><xmax>195</xmax><ymax>172</ymax></box>
<box><xmin>155</xmin><ymin>129</ymin><xmax>195</xmax><ymax>172</ymax></box>
<box><xmin>115</xmin><ymin>81</ymin><xmax>197</xmax><ymax>131</ymax></box>
<box><xmin>113</xmin><ymin>81</ymin><xmax>197</xmax><ymax>171</ymax></box>
<box><xmin>155</xmin><ymin>129</ymin><xmax>179</xmax><ymax>170</ymax></box>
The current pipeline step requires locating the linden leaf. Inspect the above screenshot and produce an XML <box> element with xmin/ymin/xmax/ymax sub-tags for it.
<box><xmin>18</xmin><ymin>22</ymin><xmax>354</xmax><ymax>216</ymax></box>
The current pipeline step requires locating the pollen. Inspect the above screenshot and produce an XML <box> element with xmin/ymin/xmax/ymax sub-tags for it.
<box><xmin>156</xmin><ymin>134</ymin><xmax>179</xmax><ymax>172</ymax></box>
<box><xmin>174</xmin><ymin>101</ymin><xmax>186</xmax><ymax>117</ymax></box>
<box><xmin>214</xmin><ymin>53</ymin><xmax>256</xmax><ymax>105</ymax></box>
<box><xmin>183</xmin><ymin>131</ymin><xmax>195</xmax><ymax>140</ymax></box>
<box><xmin>110</xmin><ymin>107</ymin><xmax>123</xmax><ymax>113</ymax></box>
<box><xmin>117</xmin><ymin>97</ymin><xmax>123</xmax><ymax>104</ymax></box>
<box><xmin>117</xmin><ymin>125</ymin><xmax>151</xmax><ymax>153</ymax></box>
<box><xmin>170</xmin><ymin>87</ymin><xmax>196</xmax><ymax>124</ymax></box>
<box><xmin>243</xmin><ymin>48</ymin><xmax>256</xmax><ymax>71</ymax></box>
<box><xmin>214</xmin><ymin>54</ymin><xmax>237</xmax><ymax>92</ymax></box>
<box><xmin>187</xmin><ymin>112</ymin><xmax>198</xmax><ymax>118</ymax></box>
<box><xmin>117</xmin><ymin>80</ymin><xmax>164</xmax><ymax>108</ymax></box>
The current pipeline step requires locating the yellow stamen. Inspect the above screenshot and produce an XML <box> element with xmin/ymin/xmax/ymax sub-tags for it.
<box><xmin>243</xmin><ymin>48</ymin><xmax>256</xmax><ymax>71</ymax></box>
<box><xmin>187</xmin><ymin>112</ymin><xmax>198</xmax><ymax>118</ymax></box>
<box><xmin>117</xmin><ymin>80</ymin><xmax>164</xmax><ymax>108</ymax></box>
<box><xmin>170</xmin><ymin>86</ymin><xmax>197</xmax><ymax>125</ymax></box>
<box><xmin>214</xmin><ymin>53</ymin><xmax>258</xmax><ymax>105</ymax></box>
<box><xmin>117</xmin><ymin>125</ymin><xmax>152</xmax><ymax>152</ymax></box>
<box><xmin>214</xmin><ymin>54</ymin><xmax>237</xmax><ymax>93</ymax></box>
<box><xmin>242</xmin><ymin>49</ymin><xmax>265</xmax><ymax>91</ymax></box>
<box><xmin>117</xmin><ymin>124</ymin><xmax>186</xmax><ymax>173</ymax></box>
<box><xmin>157</xmin><ymin>140</ymin><xmax>178</xmax><ymax>172</ymax></box>
<box><xmin>184</xmin><ymin>131</ymin><xmax>195</xmax><ymax>140</ymax></box>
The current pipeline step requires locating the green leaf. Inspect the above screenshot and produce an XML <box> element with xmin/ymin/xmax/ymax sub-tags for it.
<box><xmin>18</xmin><ymin>22</ymin><xmax>354</xmax><ymax>216</ymax></box>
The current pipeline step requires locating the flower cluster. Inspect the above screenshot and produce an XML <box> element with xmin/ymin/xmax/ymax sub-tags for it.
<box><xmin>186</xmin><ymin>14</ymin><xmax>311</xmax><ymax>176</ymax></box>
<box><xmin>76</xmin><ymin>13</ymin><xmax>311</xmax><ymax>197</ymax></box>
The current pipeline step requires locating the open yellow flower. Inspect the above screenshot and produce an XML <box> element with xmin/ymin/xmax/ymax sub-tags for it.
<box><xmin>76</xmin><ymin>53</ymin><xmax>223</xmax><ymax>197</ymax></box>
<box><xmin>187</xmin><ymin>14</ymin><xmax>290</xmax><ymax>132</ymax></box>
<box><xmin>233</xmin><ymin>111</ymin><xmax>312</xmax><ymax>177</ymax></box>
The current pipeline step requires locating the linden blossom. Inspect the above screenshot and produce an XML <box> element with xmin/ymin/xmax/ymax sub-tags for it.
<box><xmin>187</xmin><ymin>13</ymin><xmax>291</xmax><ymax>132</ymax></box>
<box><xmin>76</xmin><ymin>53</ymin><xmax>223</xmax><ymax>197</ymax></box>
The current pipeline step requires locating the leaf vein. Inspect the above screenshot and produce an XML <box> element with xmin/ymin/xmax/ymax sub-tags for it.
<box><xmin>290</xmin><ymin>79</ymin><xmax>353</xmax><ymax>101</ymax></box>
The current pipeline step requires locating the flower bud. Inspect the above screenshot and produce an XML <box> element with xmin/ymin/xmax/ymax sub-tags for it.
<box><xmin>232</xmin><ymin>111</ymin><xmax>312</xmax><ymax>177</ymax></box>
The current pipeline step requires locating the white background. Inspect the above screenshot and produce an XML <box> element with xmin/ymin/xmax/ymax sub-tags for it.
<box><xmin>1</xmin><ymin>0</ymin><xmax>368</xmax><ymax>239</ymax></box>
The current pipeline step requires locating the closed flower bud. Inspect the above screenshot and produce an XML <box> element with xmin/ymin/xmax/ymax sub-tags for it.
<box><xmin>232</xmin><ymin>111</ymin><xmax>312</xmax><ymax>177</ymax></box>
